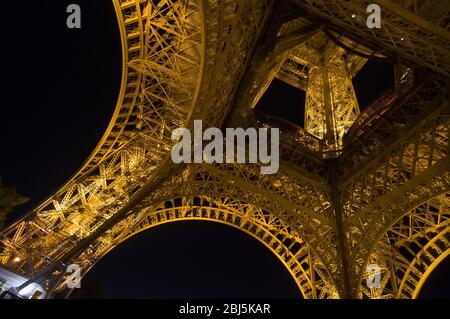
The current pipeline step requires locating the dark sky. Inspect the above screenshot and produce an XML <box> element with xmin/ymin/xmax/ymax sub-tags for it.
<box><xmin>72</xmin><ymin>221</ymin><xmax>300</xmax><ymax>299</ymax></box>
<box><xmin>0</xmin><ymin>0</ymin><xmax>120</xmax><ymax>220</ymax></box>
<box><xmin>0</xmin><ymin>1</ymin><xmax>447</xmax><ymax>299</ymax></box>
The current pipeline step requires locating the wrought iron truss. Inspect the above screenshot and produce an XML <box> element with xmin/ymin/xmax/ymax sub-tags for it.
<box><xmin>0</xmin><ymin>0</ymin><xmax>448</xmax><ymax>299</ymax></box>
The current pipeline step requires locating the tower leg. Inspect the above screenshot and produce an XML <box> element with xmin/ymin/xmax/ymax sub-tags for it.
<box><xmin>305</xmin><ymin>55</ymin><xmax>360</xmax><ymax>153</ymax></box>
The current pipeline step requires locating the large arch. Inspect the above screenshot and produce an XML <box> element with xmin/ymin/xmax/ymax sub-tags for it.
<box><xmin>43</xmin><ymin>159</ymin><xmax>341</xmax><ymax>299</ymax></box>
<box><xmin>51</xmin><ymin>195</ymin><xmax>337</xmax><ymax>299</ymax></box>
<box><xmin>357</xmin><ymin>192</ymin><xmax>450</xmax><ymax>298</ymax></box>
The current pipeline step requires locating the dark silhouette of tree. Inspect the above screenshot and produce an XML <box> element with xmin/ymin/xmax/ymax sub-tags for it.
<box><xmin>0</xmin><ymin>177</ymin><xmax>29</xmax><ymax>229</ymax></box>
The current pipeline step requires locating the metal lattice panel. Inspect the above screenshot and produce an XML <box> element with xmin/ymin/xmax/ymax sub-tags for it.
<box><xmin>359</xmin><ymin>193</ymin><xmax>450</xmax><ymax>298</ymax></box>
<box><xmin>0</xmin><ymin>0</ymin><xmax>449</xmax><ymax>299</ymax></box>
<box><xmin>290</xmin><ymin>0</ymin><xmax>450</xmax><ymax>76</ymax></box>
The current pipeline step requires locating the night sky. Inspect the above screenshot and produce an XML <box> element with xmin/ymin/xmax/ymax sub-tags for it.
<box><xmin>0</xmin><ymin>1</ymin><xmax>448</xmax><ymax>299</ymax></box>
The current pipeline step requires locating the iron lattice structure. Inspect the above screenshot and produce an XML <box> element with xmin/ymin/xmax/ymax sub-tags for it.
<box><xmin>0</xmin><ymin>0</ymin><xmax>449</xmax><ymax>299</ymax></box>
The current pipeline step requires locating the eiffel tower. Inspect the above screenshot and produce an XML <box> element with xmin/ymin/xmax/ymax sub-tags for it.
<box><xmin>0</xmin><ymin>0</ymin><xmax>448</xmax><ymax>299</ymax></box>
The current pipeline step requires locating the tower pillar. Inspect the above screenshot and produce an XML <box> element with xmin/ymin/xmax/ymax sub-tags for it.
<box><xmin>305</xmin><ymin>54</ymin><xmax>360</xmax><ymax>153</ymax></box>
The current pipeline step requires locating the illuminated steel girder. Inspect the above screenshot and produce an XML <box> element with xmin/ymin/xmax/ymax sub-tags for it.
<box><xmin>0</xmin><ymin>0</ymin><xmax>449</xmax><ymax>299</ymax></box>
<box><xmin>290</xmin><ymin>0</ymin><xmax>450</xmax><ymax>77</ymax></box>
<box><xmin>305</xmin><ymin>51</ymin><xmax>360</xmax><ymax>151</ymax></box>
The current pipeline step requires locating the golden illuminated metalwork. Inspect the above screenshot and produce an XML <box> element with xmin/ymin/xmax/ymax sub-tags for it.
<box><xmin>0</xmin><ymin>0</ymin><xmax>448</xmax><ymax>299</ymax></box>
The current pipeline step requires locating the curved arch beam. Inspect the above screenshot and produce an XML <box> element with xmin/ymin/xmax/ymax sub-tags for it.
<box><xmin>412</xmin><ymin>248</ymin><xmax>450</xmax><ymax>299</ymax></box>
<box><xmin>41</xmin><ymin>160</ymin><xmax>342</xmax><ymax>298</ymax></box>
<box><xmin>357</xmin><ymin>193</ymin><xmax>450</xmax><ymax>298</ymax></box>
<box><xmin>0</xmin><ymin>0</ymin><xmax>205</xmax><ymax>271</ymax></box>
<box><xmin>0</xmin><ymin>0</ymin><xmax>273</xmax><ymax>279</ymax></box>
<box><xmin>337</xmin><ymin>79</ymin><xmax>450</xmax><ymax>296</ymax></box>
<box><xmin>53</xmin><ymin>196</ymin><xmax>338</xmax><ymax>299</ymax></box>
<box><xmin>135</xmin><ymin>163</ymin><xmax>342</xmax><ymax>286</ymax></box>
